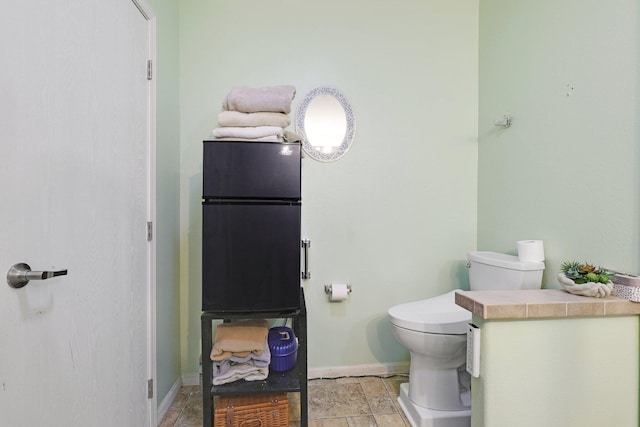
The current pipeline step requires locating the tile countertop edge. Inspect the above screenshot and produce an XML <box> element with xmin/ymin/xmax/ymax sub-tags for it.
<box><xmin>454</xmin><ymin>289</ymin><xmax>640</xmax><ymax>320</ymax></box>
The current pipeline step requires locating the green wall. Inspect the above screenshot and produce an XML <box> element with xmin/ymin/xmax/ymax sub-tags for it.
<box><xmin>153</xmin><ymin>0</ymin><xmax>640</xmax><ymax>407</ymax></box>
<box><xmin>146</xmin><ymin>0</ymin><xmax>182</xmax><ymax>404</ymax></box>
<box><xmin>472</xmin><ymin>315</ymin><xmax>639</xmax><ymax>426</ymax></box>
<box><xmin>478</xmin><ymin>0</ymin><xmax>640</xmax><ymax>280</ymax></box>
<box><xmin>178</xmin><ymin>0</ymin><xmax>478</xmax><ymax>374</ymax></box>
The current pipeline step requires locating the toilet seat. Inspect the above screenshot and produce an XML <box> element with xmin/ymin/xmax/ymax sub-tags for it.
<box><xmin>388</xmin><ymin>290</ymin><xmax>471</xmax><ymax>334</ymax></box>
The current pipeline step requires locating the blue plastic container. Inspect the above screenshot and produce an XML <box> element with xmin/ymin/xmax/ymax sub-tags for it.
<box><xmin>268</xmin><ymin>326</ymin><xmax>298</xmax><ymax>372</ymax></box>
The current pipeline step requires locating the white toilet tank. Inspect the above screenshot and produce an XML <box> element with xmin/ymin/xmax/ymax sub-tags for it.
<box><xmin>467</xmin><ymin>251</ymin><xmax>544</xmax><ymax>291</ymax></box>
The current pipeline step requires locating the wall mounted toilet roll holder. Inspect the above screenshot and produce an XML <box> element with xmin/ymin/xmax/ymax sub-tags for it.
<box><xmin>324</xmin><ymin>284</ymin><xmax>352</xmax><ymax>294</ymax></box>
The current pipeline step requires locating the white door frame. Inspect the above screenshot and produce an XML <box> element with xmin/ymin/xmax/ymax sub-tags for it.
<box><xmin>131</xmin><ymin>0</ymin><xmax>157</xmax><ymax>425</ymax></box>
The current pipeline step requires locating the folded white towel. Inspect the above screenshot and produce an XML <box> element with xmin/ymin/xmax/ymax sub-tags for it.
<box><xmin>222</xmin><ymin>85</ymin><xmax>296</xmax><ymax>114</ymax></box>
<box><xmin>212</xmin><ymin>364</ymin><xmax>269</xmax><ymax>385</ymax></box>
<box><xmin>212</xmin><ymin>125</ymin><xmax>283</xmax><ymax>139</ymax></box>
<box><xmin>213</xmin><ymin>341</ymin><xmax>271</xmax><ymax>377</ymax></box>
<box><xmin>212</xmin><ymin>136</ymin><xmax>282</xmax><ymax>142</ymax></box>
<box><xmin>218</xmin><ymin>111</ymin><xmax>291</xmax><ymax>128</ymax></box>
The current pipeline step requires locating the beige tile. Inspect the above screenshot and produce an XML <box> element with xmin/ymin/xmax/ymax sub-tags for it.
<box><xmin>159</xmin><ymin>409</ymin><xmax>180</xmax><ymax>427</ymax></box>
<box><xmin>454</xmin><ymin>292</ymin><xmax>474</xmax><ymax>313</ymax></box>
<box><xmin>396</xmin><ymin>403</ymin><xmax>411</xmax><ymax>426</ymax></box>
<box><xmin>171</xmin><ymin>385</ymin><xmax>200</xmax><ymax>410</ymax></box>
<box><xmin>604</xmin><ymin>299</ymin><xmax>640</xmax><ymax>315</ymax></box>
<box><xmin>346</xmin><ymin>415</ymin><xmax>377</xmax><ymax>427</ymax></box>
<box><xmin>456</xmin><ymin>289</ymin><xmax>640</xmax><ymax>320</ymax></box>
<box><xmin>175</xmin><ymin>393</ymin><xmax>203</xmax><ymax>427</ymax></box>
<box><xmin>336</xmin><ymin>377</ymin><xmax>360</xmax><ymax>384</ymax></box>
<box><xmin>566</xmin><ymin>301</ymin><xmax>604</xmax><ymax>317</ymax></box>
<box><xmin>374</xmin><ymin>413</ymin><xmax>409</xmax><ymax>426</ymax></box>
<box><xmin>367</xmin><ymin>395</ymin><xmax>397</xmax><ymax>415</ymax></box>
<box><xmin>309</xmin><ymin>418</ymin><xmax>349</xmax><ymax>427</ymax></box>
<box><xmin>358</xmin><ymin>377</ymin><xmax>387</xmax><ymax>398</ymax></box>
<box><xmin>482</xmin><ymin>303</ymin><xmax>527</xmax><ymax>319</ymax></box>
<box><xmin>526</xmin><ymin>302</ymin><xmax>567</xmax><ymax>318</ymax></box>
<box><xmin>309</xmin><ymin>383</ymin><xmax>370</xmax><ymax>418</ymax></box>
<box><xmin>310</xmin><ymin>378</ymin><xmax>339</xmax><ymax>386</ymax></box>
<box><xmin>382</xmin><ymin>376</ymin><xmax>407</xmax><ymax>397</ymax></box>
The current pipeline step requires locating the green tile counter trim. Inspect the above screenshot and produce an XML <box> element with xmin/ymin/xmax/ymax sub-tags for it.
<box><xmin>455</xmin><ymin>289</ymin><xmax>640</xmax><ymax>319</ymax></box>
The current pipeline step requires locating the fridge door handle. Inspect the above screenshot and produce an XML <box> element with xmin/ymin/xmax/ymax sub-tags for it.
<box><xmin>301</xmin><ymin>239</ymin><xmax>311</xmax><ymax>280</ymax></box>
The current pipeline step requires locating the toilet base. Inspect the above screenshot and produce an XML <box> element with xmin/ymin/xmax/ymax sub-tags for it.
<box><xmin>398</xmin><ymin>383</ymin><xmax>470</xmax><ymax>427</ymax></box>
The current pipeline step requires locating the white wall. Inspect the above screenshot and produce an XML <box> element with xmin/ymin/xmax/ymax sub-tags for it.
<box><xmin>179</xmin><ymin>0</ymin><xmax>478</xmax><ymax>374</ymax></box>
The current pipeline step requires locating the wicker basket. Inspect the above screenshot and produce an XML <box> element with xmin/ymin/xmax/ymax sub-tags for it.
<box><xmin>214</xmin><ymin>393</ymin><xmax>288</xmax><ymax>427</ymax></box>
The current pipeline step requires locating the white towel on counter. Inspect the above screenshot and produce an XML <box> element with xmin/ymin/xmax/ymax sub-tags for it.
<box><xmin>212</xmin><ymin>125</ymin><xmax>283</xmax><ymax>140</ymax></box>
<box><xmin>222</xmin><ymin>85</ymin><xmax>296</xmax><ymax>114</ymax></box>
<box><xmin>218</xmin><ymin>111</ymin><xmax>291</xmax><ymax>128</ymax></box>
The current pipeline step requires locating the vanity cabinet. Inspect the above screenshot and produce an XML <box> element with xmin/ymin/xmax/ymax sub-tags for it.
<box><xmin>455</xmin><ymin>290</ymin><xmax>640</xmax><ymax>427</ymax></box>
<box><xmin>201</xmin><ymin>288</ymin><xmax>308</xmax><ymax>427</ymax></box>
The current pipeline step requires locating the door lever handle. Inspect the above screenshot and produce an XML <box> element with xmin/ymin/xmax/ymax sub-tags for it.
<box><xmin>7</xmin><ymin>263</ymin><xmax>68</xmax><ymax>289</ymax></box>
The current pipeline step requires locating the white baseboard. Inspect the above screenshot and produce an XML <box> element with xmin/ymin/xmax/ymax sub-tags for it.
<box><xmin>308</xmin><ymin>362</ymin><xmax>409</xmax><ymax>379</ymax></box>
<box><xmin>157</xmin><ymin>376</ymin><xmax>182</xmax><ymax>424</ymax></box>
<box><xmin>181</xmin><ymin>372</ymin><xmax>201</xmax><ymax>387</ymax></box>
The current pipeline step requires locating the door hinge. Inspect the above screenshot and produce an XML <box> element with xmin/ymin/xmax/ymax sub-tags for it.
<box><xmin>147</xmin><ymin>379</ymin><xmax>153</xmax><ymax>399</ymax></box>
<box><xmin>147</xmin><ymin>59</ymin><xmax>153</xmax><ymax>80</ymax></box>
<box><xmin>147</xmin><ymin>221</ymin><xmax>153</xmax><ymax>241</ymax></box>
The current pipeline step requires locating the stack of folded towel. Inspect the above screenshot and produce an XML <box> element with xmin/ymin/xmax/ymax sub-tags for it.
<box><xmin>212</xmin><ymin>85</ymin><xmax>299</xmax><ymax>142</ymax></box>
<box><xmin>210</xmin><ymin>319</ymin><xmax>271</xmax><ymax>385</ymax></box>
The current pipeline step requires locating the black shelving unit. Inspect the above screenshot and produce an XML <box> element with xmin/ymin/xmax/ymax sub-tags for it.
<box><xmin>201</xmin><ymin>288</ymin><xmax>308</xmax><ymax>426</ymax></box>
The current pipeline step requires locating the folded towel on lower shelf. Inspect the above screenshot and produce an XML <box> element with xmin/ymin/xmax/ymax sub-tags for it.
<box><xmin>218</xmin><ymin>110</ymin><xmax>291</xmax><ymax>128</ymax></box>
<box><xmin>212</xmin><ymin>125</ymin><xmax>283</xmax><ymax>139</ymax></box>
<box><xmin>212</xmin><ymin>364</ymin><xmax>269</xmax><ymax>385</ymax></box>
<box><xmin>213</xmin><ymin>341</ymin><xmax>271</xmax><ymax>377</ymax></box>
<box><xmin>211</xmin><ymin>319</ymin><xmax>269</xmax><ymax>359</ymax></box>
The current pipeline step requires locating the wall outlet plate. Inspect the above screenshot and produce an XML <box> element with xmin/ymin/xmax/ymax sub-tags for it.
<box><xmin>466</xmin><ymin>323</ymin><xmax>480</xmax><ymax>378</ymax></box>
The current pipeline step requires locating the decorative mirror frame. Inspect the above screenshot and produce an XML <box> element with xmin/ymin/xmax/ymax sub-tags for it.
<box><xmin>295</xmin><ymin>86</ymin><xmax>356</xmax><ymax>162</ymax></box>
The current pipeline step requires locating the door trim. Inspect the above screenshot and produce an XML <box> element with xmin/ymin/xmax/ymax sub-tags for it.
<box><xmin>130</xmin><ymin>0</ymin><xmax>157</xmax><ymax>426</ymax></box>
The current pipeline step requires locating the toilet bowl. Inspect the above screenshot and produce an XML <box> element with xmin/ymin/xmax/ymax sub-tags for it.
<box><xmin>388</xmin><ymin>290</ymin><xmax>471</xmax><ymax>411</ymax></box>
<box><xmin>388</xmin><ymin>251</ymin><xmax>545</xmax><ymax>427</ymax></box>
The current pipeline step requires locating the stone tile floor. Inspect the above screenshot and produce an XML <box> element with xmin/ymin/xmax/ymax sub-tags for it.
<box><xmin>159</xmin><ymin>375</ymin><xmax>411</xmax><ymax>427</ymax></box>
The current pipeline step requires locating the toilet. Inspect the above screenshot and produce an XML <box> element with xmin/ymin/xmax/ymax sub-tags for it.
<box><xmin>388</xmin><ymin>251</ymin><xmax>545</xmax><ymax>427</ymax></box>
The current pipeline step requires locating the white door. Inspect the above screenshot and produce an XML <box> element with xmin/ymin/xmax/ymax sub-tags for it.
<box><xmin>0</xmin><ymin>1</ymin><xmax>153</xmax><ymax>425</ymax></box>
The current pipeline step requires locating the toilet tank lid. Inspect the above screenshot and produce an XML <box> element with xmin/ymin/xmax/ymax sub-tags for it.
<box><xmin>467</xmin><ymin>251</ymin><xmax>545</xmax><ymax>271</ymax></box>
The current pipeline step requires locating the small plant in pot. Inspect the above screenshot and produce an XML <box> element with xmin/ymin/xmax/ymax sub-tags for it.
<box><xmin>558</xmin><ymin>261</ymin><xmax>614</xmax><ymax>297</ymax></box>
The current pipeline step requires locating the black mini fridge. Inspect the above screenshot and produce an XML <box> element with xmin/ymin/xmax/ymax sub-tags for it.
<box><xmin>202</xmin><ymin>140</ymin><xmax>301</xmax><ymax>312</ymax></box>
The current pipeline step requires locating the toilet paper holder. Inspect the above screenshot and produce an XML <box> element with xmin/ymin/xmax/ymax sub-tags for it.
<box><xmin>324</xmin><ymin>284</ymin><xmax>352</xmax><ymax>294</ymax></box>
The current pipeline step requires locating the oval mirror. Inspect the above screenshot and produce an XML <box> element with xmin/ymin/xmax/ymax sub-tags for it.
<box><xmin>296</xmin><ymin>87</ymin><xmax>355</xmax><ymax>162</ymax></box>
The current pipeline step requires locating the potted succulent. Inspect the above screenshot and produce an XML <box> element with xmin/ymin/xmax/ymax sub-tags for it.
<box><xmin>558</xmin><ymin>261</ymin><xmax>614</xmax><ymax>298</ymax></box>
